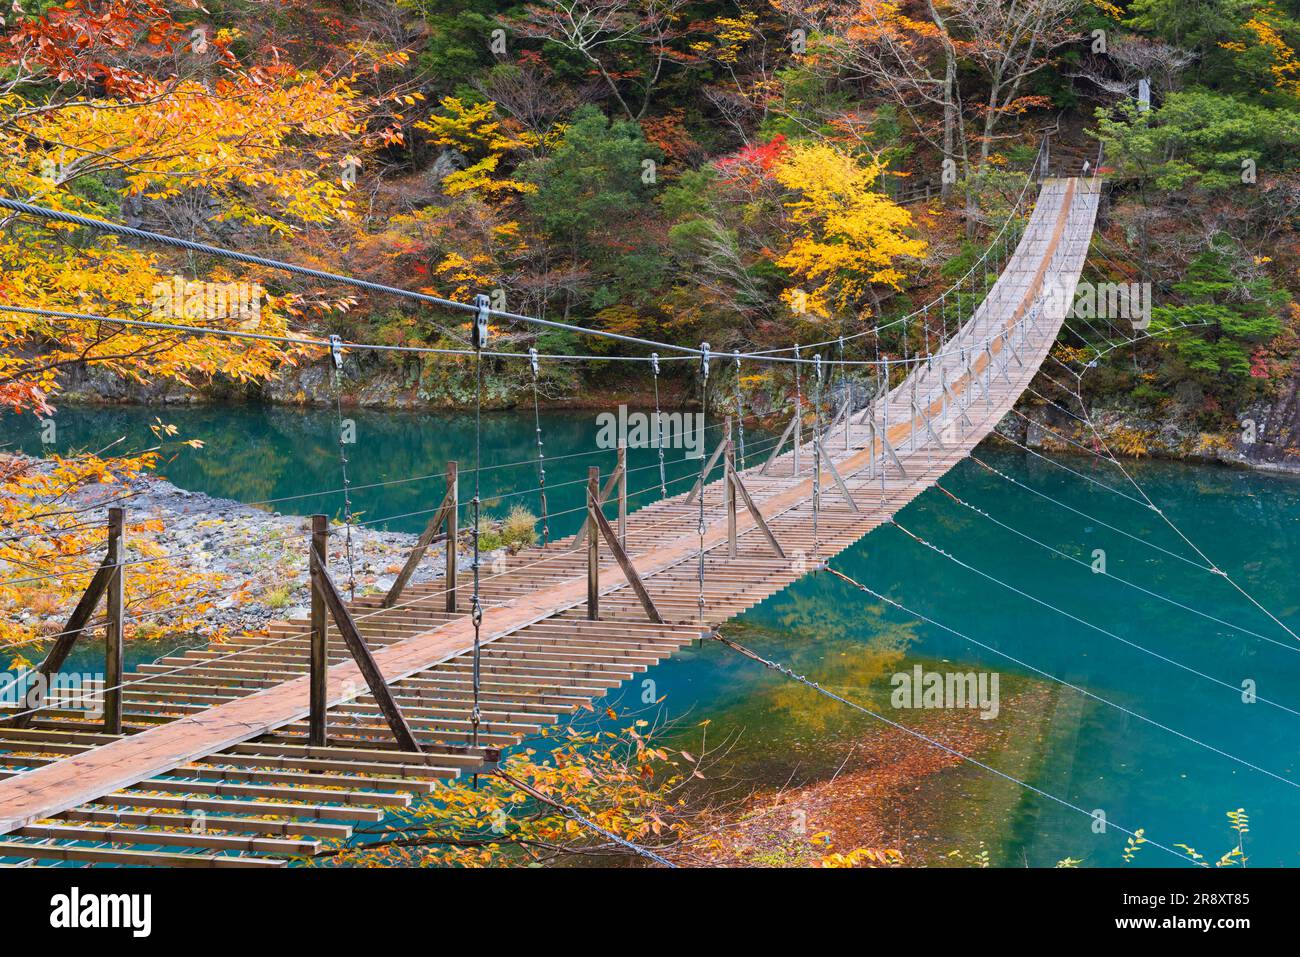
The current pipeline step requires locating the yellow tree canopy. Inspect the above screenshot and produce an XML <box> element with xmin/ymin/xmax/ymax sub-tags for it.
<box><xmin>0</xmin><ymin>59</ymin><xmax>391</xmax><ymax>411</ymax></box>
<box><xmin>772</xmin><ymin>141</ymin><xmax>928</xmax><ymax>318</ymax></box>
<box><xmin>415</xmin><ymin>97</ymin><xmax>540</xmax><ymax>200</ymax></box>
<box><xmin>0</xmin><ymin>1</ymin><xmax>405</xmax><ymax>652</ymax></box>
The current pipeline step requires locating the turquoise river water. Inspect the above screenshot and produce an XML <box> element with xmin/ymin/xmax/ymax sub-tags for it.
<box><xmin>5</xmin><ymin>404</ymin><xmax>1300</xmax><ymax>867</ymax></box>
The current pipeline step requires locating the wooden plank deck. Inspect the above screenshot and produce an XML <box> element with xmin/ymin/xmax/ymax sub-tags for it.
<box><xmin>0</xmin><ymin>177</ymin><xmax>1099</xmax><ymax>865</ymax></box>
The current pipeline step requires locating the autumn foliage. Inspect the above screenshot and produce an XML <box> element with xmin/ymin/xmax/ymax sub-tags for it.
<box><xmin>0</xmin><ymin>0</ymin><xmax>409</xmax><ymax>652</ymax></box>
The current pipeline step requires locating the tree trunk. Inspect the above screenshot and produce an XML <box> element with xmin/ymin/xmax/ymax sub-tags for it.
<box><xmin>941</xmin><ymin>48</ymin><xmax>957</xmax><ymax>201</ymax></box>
<box><xmin>928</xmin><ymin>0</ymin><xmax>960</xmax><ymax>202</ymax></box>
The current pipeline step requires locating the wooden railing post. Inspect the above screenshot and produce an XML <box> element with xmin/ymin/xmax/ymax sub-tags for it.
<box><xmin>617</xmin><ymin>444</ymin><xmax>627</xmax><ymax>549</ymax></box>
<box><xmin>845</xmin><ymin>385</ymin><xmax>852</xmax><ymax>451</ymax></box>
<box><xmin>793</xmin><ymin>394</ymin><xmax>802</xmax><ymax>476</ymax></box>
<box><xmin>813</xmin><ymin>437</ymin><xmax>861</xmax><ymax>512</ymax></box>
<box><xmin>587</xmin><ymin>467</ymin><xmax>599</xmax><ymax>620</ymax></box>
<box><xmin>760</xmin><ymin>410</ymin><xmax>800</xmax><ymax>476</ymax></box>
<box><xmin>729</xmin><ymin>467</ymin><xmax>787</xmax><ymax>559</ymax></box>
<box><xmin>445</xmin><ymin>461</ymin><xmax>458</xmax><ymax>613</ymax></box>
<box><xmin>311</xmin><ymin>549</ymin><xmax>422</xmax><ymax>754</ymax></box>
<box><xmin>102</xmin><ymin>507</ymin><xmax>124</xmax><ymax>734</ymax></box>
<box><xmin>686</xmin><ymin>428</ymin><xmax>729</xmax><ymax>502</ymax></box>
<box><xmin>585</xmin><ymin>492</ymin><xmax>664</xmax><ymax>624</ymax></box>
<box><xmin>9</xmin><ymin>507</ymin><xmax>120</xmax><ymax>729</ymax></box>
<box><xmin>985</xmin><ymin>343</ymin><xmax>994</xmax><ymax>409</ymax></box>
<box><xmin>909</xmin><ymin>376</ymin><xmax>920</xmax><ymax>452</ymax></box>
<box><xmin>309</xmin><ymin>514</ymin><xmax>328</xmax><ymax>747</ymax></box>
<box><xmin>573</xmin><ymin>461</ymin><xmax>624</xmax><ymax>550</ymax></box>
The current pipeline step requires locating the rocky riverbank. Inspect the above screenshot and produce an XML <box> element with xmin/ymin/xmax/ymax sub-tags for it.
<box><xmin>111</xmin><ymin>475</ymin><xmax>463</xmax><ymax>633</ymax></box>
<box><xmin>995</xmin><ymin>398</ymin><xmax>1300</xmax><ymax>474</ymax></box>
<box><xmin>1</xmin><ymin>460</ymin><xmax>490</xmax><ymax>646</ymax></box>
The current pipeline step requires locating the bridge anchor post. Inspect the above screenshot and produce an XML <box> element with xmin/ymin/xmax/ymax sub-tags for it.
<box><xmin>587</xmin><ymin>467</ymin><xmax>599</xmax><ymax>620</ymax></box>
<box><xmin>102</xmin><ymin>507</ymin><xmax>124</xmax><ymax>735</ymax></box>
<box><xmin>310</xmin><ymin>519</ymin><xmax>423</xmax><ymax>753</ymax></box>
<box><xmin>309</xmin><ymin>514</ymin><xmax>328</xmax><ymax>746</ymax></box>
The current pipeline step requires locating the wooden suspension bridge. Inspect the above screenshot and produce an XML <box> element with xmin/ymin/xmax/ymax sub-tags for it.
<box><xmin>0</xmin><ymin>175</ymin><xmax>1100</xmax><ymax>866</ymax></box>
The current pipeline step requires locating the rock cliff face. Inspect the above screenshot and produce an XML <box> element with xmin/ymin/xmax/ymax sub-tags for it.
<box><xmin>259</xmin><ymin>358</ymin><xmax>428</xmax><ymax>410</ymax></box>
<box><xmin>55</xmin><ymin>353</ymin><xmax>427</xmax><ymax>409</ymax></box>
<box><xmin>1242</xmin><ymin>376</ymin><xmax>1300</xmax><ymax>473</ymax></box>
<box><xmin>996</xmin><ymin>385</ymin><xmax>1300</xmax><ymax>475</ymax></box>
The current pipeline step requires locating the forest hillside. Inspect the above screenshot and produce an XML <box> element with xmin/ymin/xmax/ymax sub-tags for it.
<box><xmin>1</xmin><ymin>0</ymin><xmax>1298</xmax><ymax>462</ymax></box>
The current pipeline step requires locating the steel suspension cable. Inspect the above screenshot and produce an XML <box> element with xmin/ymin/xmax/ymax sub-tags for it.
<box><xmin>327</xmin><ymin>336</ymin><xmax>357</xmax><ymax>600</ymax></box>
<box><xmin>5</xmin><ymin>302</ymin><xmax>1030</xmax><ymax>371</ymax></box>
<box><xmin>2</xmin><ymin>200</ymin><xmax>1000</xmax><ymax>372</ymax></box>
<box><xmin>8</xmin><ymin>159</ymin><xmax>1051</xmax><ymax>375</ymax></box>
<box><xmin>651</xmin><ymin>353</ymin><xmax>667</xmax><ymax>495</ymax></box>
<box><xmin>0</xmin><ymin>198</ymin><xmax>707</xmax><ymax>360</ymax></box>
<box><xmin>932</xmin><ymin>481</ymin><xmax>1297</xmax><ymax>653</ymax></box>
<box><xmin>995</xmin><ymin>431</ymin><xmax>1150</xmax><ymax>507</ymax></box>
<box><xmin>1048</xmin><ymin>361</ymin><xmax>1300</xmax><ymax>646</ymax></box>
<box><xmin>733</xmin><ymin>355</ymin><xmax>746</xmax><ymax>470</ymax></box>
<box><xmin>969</xmin><ymin>455</ymin><xmax>1212</xmax><ymax>572</ymax></box>
<box><xmin>816</xmin><ymin>565</ymin><xmax>1279</xmax><ymax>852</ymax></box>
<box><xmin>696</xmin><ymin>343</ymin><xmax>710</xmax><ymax>624</ymax></box>
<box><xmin>889</xmin><ymin>519</ymin><xmax>1300</xmax><ymax>730</ymax></box>
<box><xmin>469</xmin><ymin>297</ymin><xmax>487</xmax><ymax>751</ymax></box>
<box><xmin>528</xmin><ymin>348</ymin><xmax>550</xmax><ymax>546</ymax></box>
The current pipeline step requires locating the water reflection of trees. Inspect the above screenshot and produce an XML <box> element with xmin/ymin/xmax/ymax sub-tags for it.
<box><xmin>21</xmin><ymin>406</ymin><xmax>774</xmax><ymax>537</ymax></box>
<box><xmin>729</xmin><ymin>580</ymin><xmax>920</xmax><ymax>735</ymax></box>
